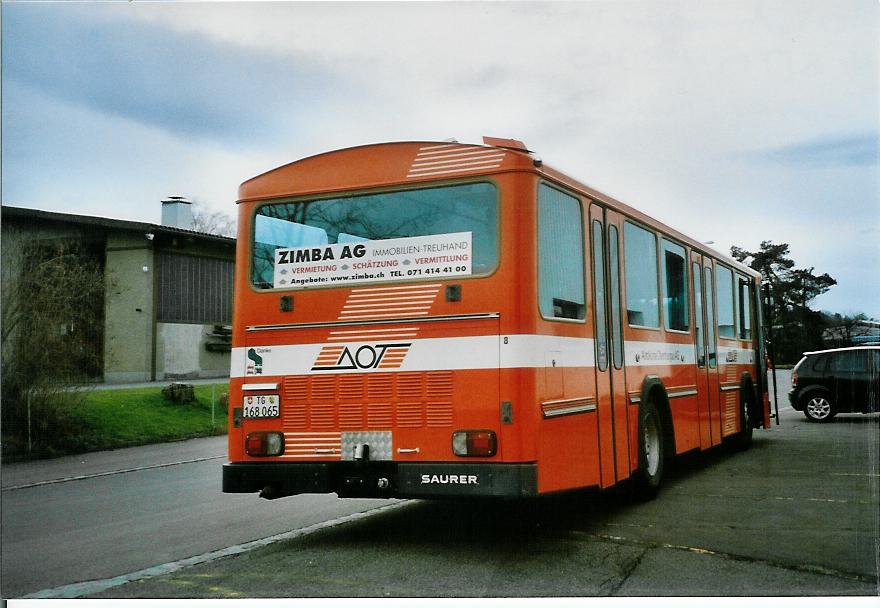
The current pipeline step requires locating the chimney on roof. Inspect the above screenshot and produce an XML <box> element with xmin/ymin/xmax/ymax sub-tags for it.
<box><xmin>161</xmin><ymin>196</ymin><xmax>193</xmax><ymax>230</ymax></box>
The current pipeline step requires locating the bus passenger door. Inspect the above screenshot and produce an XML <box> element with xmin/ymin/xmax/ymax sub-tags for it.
<box><xmin>590</xmin><ymin>204</ymin><xmax>630</xmax><ymax>487</ymax></box>
<box><xmin>691</xmin><ymin>252</ymin><xmax>712</xmax><ymax>449</ymax></box>
<box><xmin>703</xmin><ymin>261</ymin><xmax>721</xmax><ymax>445</ymax></box>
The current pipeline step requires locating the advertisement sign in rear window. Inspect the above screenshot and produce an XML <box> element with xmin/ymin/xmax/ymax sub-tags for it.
<box><xmin>272</xmin><ymin>232</ymin><xmax>472</xmax><ymax>288</ymax></box>
<box><xmin>252</xmin><ymin>182</ymin><xmax>497</xmax><ymax>289</ymax></box>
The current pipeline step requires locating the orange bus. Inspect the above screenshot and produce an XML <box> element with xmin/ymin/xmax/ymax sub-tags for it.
<box><xmin>222</xmin><ymin>136</ymin><xmax>771</xmax><ymax>501</ymax></box>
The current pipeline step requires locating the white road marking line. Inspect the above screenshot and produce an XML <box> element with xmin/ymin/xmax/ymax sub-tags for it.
<box><xmin>24</xmin><ymin>501</ymin><xmax>411</xmax><ymax>599</ymax></box>
<box><xmin>830</xmin><ymin>472</ymin><xmax>880</xmax><ymax>477</ymax></box>
<box><xmin>2</xmin><ymin>455</ymin><xmax>226</xmax><ymax>492</ymax></box>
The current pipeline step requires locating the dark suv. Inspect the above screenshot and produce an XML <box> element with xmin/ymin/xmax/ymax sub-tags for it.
<box><xmin>789</xmin><ymin>346</ymin><xmax>879</xmax><ymax>422</ymax></box>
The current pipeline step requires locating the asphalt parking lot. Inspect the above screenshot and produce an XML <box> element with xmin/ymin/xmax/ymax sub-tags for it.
<box><xmin>92</xmin><ymin>371</ymin><xmax>879</xmax><ymax>598</ymax></box>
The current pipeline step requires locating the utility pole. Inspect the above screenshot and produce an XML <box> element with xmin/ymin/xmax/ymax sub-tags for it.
<box><xmin>764</xmin><ymin>283</ymin><xmax>780</xmax><ymax>424</ymax></box>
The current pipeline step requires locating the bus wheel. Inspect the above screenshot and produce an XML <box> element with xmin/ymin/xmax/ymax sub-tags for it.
<box><xmin>632</xmin><ymin>400</ymin><xmax>664</xmax><ymax>500</ymax></box>
<box><xmin>730</xmin><ymin>387</ymin><xmax>754</xmax><ymax>451</ymax></box>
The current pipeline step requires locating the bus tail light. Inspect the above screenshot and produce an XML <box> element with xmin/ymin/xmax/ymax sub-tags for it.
<box><xmin>452</xmin><ymin>430</ymin><xmax>497</xmax><ymax>457</ymax></box>
<box><xmin>246</xmin><ymin>432</ymin><xmax>285</xmax><ymax>457</ymax></box>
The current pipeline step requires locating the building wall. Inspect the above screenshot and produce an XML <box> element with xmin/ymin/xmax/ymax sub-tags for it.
<box><xmin>103</xmin><ymin>235</ymin><xmax>235</xmax><ymax>383</ymax></box>
<box><xmin>156</xmin><ymin>322</ymin><xmax>230</xmax><ymax>380</ymax></box>
<box><xmin>2</xmin><ymin>207</ymin><xmax>235</xmax><ymax>385</ymax></box>
<box><xmin>103</xmin><ymin>233</ymin><xmax>155</xmax><ymax>383</ymax></box>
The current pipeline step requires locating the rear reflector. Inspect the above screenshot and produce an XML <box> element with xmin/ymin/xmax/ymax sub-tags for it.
<box><xmin>245</xmin><ymin>431</ymin><xmax>284</xmax><ymax>457</ymax></box>
<box><xmin>452</xmin><ymin>430</ymin><xmax>497</xmax><ymax>457</ymax></box>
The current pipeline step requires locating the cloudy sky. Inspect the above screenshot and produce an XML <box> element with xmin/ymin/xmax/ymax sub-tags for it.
<box><xmin>3</xmin><ymin>1</ymin><xmax>877</xmax><ymax>317</ymax></box>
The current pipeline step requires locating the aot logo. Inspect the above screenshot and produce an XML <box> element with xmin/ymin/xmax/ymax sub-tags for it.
<box><xmin>311</xmin><ymin>342</ymin><xmax>412</xmax><ymax>371</ymax></box>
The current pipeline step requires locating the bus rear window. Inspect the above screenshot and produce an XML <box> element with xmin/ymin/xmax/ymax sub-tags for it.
<box><xmin>251</xmin><ymin>182</ymin><xmax>498</xmax><ymax>289</ymax></box>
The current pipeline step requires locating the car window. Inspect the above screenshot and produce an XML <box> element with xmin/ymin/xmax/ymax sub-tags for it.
<box><xmin>810</xmin><ymin>355</ymin><xmax>828</xmax><ymax>372</ymax></box>
<box><xmin>828</xmin><ymin>351</ymin><xmax>870</xmax><ymax>373</ymax></box>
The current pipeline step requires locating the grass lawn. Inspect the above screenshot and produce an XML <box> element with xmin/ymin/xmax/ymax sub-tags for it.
<box><xmin>76</xmin><ymin>383</ymin><xmax>229</xmax><ymax>452</ymax></box>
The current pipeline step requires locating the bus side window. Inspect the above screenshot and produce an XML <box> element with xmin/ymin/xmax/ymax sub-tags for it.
<box><xmin>538</xmin><ymin>184</ymin><xmax>585</xmax><ymax>320</ymax></box>
<box><xmin>716</xmin><ymin>264</ymin><xmax>735</xmax><ymax>339</ymax></box>
<box><xmin>738</xmin><ymin>275</ymin><xmax>752</xmax><ymax>340</ymax></box>
<box><xmin>705</xmin><ymin>267</ymin><xmax>717</xmax><ymax>368</ymax></box>
<box><xmin>661</xmin><ymin>239</ymin><xmax>689</xmax><ymax>331</ymax></box>
<box><xmin>608</xmin><ymin>225</ymin><xmax>624</xmax><ymax>369</ymax></box>
<box><xmin>693</xmin><ymin>262</ymin><xmax>705</xmax><ymax>367</ymax></box>
<box><xmin>592</xmin><ymin>220</ymin><xmax>608</xmax><ymax>370</ymax></box>
<box><xmin>624</xmin><ymin>222</ymin><xmax>659</xmax><ymax>328</ymax></box>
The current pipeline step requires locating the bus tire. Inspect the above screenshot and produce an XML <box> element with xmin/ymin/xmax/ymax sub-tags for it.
<box><xmin>730</xmin><ymin>384</ymin><xmax>754</xmax><ymax>451</ymax></box>
<box><xmin>632</xmin><ymin>400</ymin><xmax>664</xmax><ymax>500</ymax></box>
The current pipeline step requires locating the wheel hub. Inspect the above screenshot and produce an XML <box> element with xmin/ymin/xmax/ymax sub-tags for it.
<box><xmin>806</xmin><ymin>396</ymin><xmax>831</xmax><ymax>419</ymax></box>
<box><xmin>644</xmin><ymin>415</ymin><xmax>660</xmax><ymax>476</ymax></box>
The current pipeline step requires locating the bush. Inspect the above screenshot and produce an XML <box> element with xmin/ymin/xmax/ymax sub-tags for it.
<box><xmin>162</xmin><ymin>383</ymin><xmax>195</xmax><ymax>404</ymax></box>
<box><xmin>1</xmin><ymin>239</ymin><xmax>106</xmax><ymax>460</ymax></box>
<box><xmin>1</xmin><ymin>386</ymin><xmax>92</xmax><ymax>460</ymax></box>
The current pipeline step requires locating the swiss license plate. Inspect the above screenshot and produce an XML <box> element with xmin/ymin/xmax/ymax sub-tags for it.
<box><xmin>242</xmin><ymin>394</ymin><xmax>280</xmax><ymax>418</ymax></box>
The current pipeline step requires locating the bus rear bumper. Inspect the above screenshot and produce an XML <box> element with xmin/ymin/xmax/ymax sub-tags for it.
<box><xmin>222</xmin><ymin>461</ymin><xmax>538</xmax><ymax>499</ymax></box>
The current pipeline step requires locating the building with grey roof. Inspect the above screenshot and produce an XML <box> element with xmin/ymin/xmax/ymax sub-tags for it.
<box><xmin>1</xmin><ymin>200</ymin><xmax>235</xmax><ymax>383</ymax></box>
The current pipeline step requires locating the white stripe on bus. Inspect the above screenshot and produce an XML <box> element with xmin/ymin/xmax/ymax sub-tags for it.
<box><xmin>342</xmin><ymin>302</ymin><xmax>433</xmax><ymax>310</ymax></box>
<box><xmin>406</xmin><ymin>165</ymin><xmax>503</xmax><ymax>178</ymax></box>
<box><xmin>329</xmin><ymin>327</ymin><xmax>420</xmax><ymax>334</ymax></box>
<box><xmin>345</xmin><ymin>295</ymin><xmax>437</xmax><ymax>303</ymax></box>
<box><xmin>338</xmin><ymin>312</ymin><xmax>431</xmax><ymax>320</ymax></box>
<box><xmin>231</xmin><ymin>336</ymin><xmax>754</xmax><ymax>378</ymax></box>
<box><xmin>408</xmin><ymin>160</ymin><xmax>503</xmax><ymax>174</ymax></box>
<box><xmin>350</xmin><ymin>284</ymin><xmax>442</xmax><ymax>293</ymax></box>
<box><xmin>411</xmin><ymin>153</ymin><xmax>506</xmax><ymax>168</ymax></box>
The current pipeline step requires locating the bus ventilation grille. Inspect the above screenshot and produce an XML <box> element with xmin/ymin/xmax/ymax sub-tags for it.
<box><xmin>282</xmin><ymin>371</ymin><xmax>454</xmax><ymax>431</ymax></box>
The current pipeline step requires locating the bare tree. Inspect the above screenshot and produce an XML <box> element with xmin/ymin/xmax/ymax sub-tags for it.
<box><xmin>1</xmin><ymin>232</ymin><xmax>106</xmax><ymax>457</ymax></box>
<box><xmin>190</xmin><ymin>200</ymin><xmax>237</xmax><ymax>237</ymax></box>
<box><xmin>822</xmin><ymin>312</ymin><xmax>877</xmax><ymax>347</ymax></box>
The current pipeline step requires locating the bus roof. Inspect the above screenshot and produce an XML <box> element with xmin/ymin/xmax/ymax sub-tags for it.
<box><xmin>238</xmin><ymin>139</ymin><xmax>536</xmax><ymax>201</ymax></box>
<box><xmin>238</xmin><ymin>137</ymin><xmax>760</xmax><ymax>279</ymax></box>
